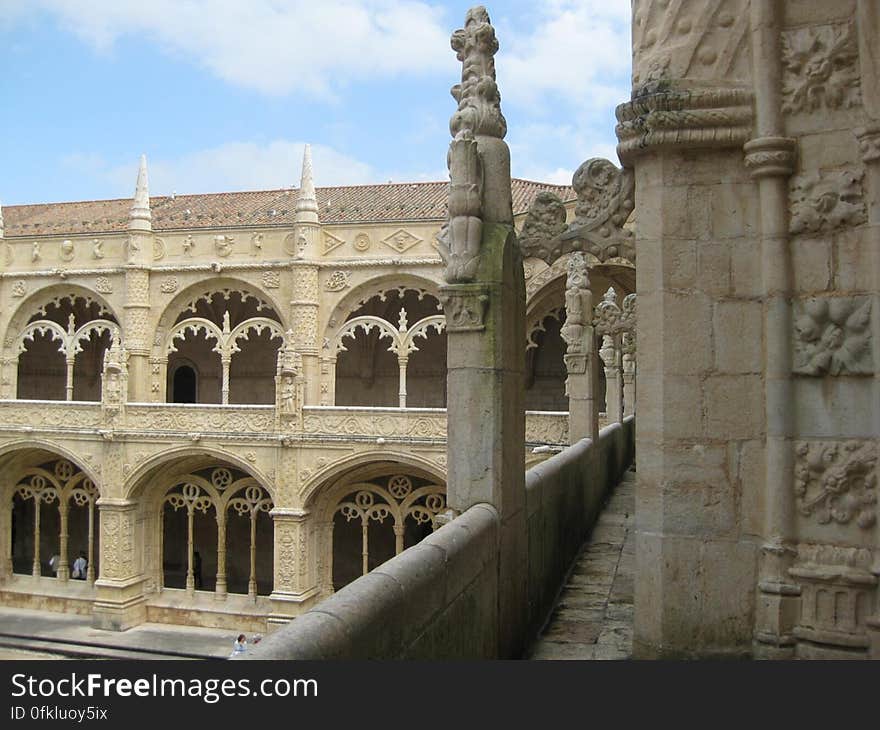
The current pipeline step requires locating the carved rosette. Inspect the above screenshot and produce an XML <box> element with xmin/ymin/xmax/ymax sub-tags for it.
<box><xmin>789</xmin><ymin>169</ymin><xmax>868</xmax><ymax>234</ymax></box>
<box><xmin>439</xmin><ymin>285</ymin><xmax>489</xmax><ymax>332</ymax></box>
<box><xmin>743</xmin><ymin>137</ymin><xmax>798</xmax><ymax>179</ymax></box>
<box><xmin>781</xmin><ymin>22</ymin><xmax>861</xmax><ymax>114</ymax></box>
<box><xmin>794</xmin><ymin>441</ymin><xmax>878</xmax><ymax>529</ymax></box>
<box><xmin>792</xmin><ymin>296</ymin><xmax>873</xmax><ymax>376</ymax></box>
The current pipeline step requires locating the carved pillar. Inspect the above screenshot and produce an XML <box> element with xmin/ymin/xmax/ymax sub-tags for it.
<box><xmin>32</xmin><ymin>494</ymin><xmax>41</xmax><ymax>577</ymax></box>
<box><xmin>269</xmin><ymin>509</ymin><xmax>317</xmax><ymax>627</ymax></box>
<box><xmin>57</xmin><ymin>501</ymin><xmax>70</xmax><ymax>581</ymax></box>
<box><xmin>65</xmin><ymin>354</ymin><xmax>75</xmax><ymax>401</ymax></box>
<box><xmin>124</xmin><ymin>267</ymin><xmax>152</xmax><ymax>402</ymax></box>
<box><xmin>438</xmin><ymin>7</ymin><xmax>525</xmax><ymax>658</ymax></box>
<box><xmin>92</xmin><ymin>498</ymin><xmax>146</xmax><ymax>631</ymax></box>
<box><xmin>320</xmin><ymin>356</ymin><xmax>336</xmax><ymax>406</ymax></box>
<box><xmin>600</xmin><ymin>335</ymin><xmax>621</xmax><ymax>423</ymax></box>
<box><xmin>290</xmin><ymin>263</ymin><xmax>320</xmax><ymax>405</ymax></box>
<box><xmin>215</xmin><ymin>511</ymin><xmax>227</xmax><ymax>599</ymax></box>
<box><xmin>617</xmin><ymin>0</ymin><xmax>757</xmax><ymax>658</ymax></box>
<box><xmin>622</xmin><ymin>333</ymin><xmax>636</xmax><ymax>417</ymax></box>
<box><xmin>397</xmin><ymin>356</ymin><xmax>408</xmax><ymax>409</ymax></box>
<box><xmin>220</xmin><ymin>354</ymin><xmax>231</xmax><ymax>406</ymax></box>
<box><xmin>0</xmin><ymin>488</ymin><xmax>12</xmax><ymax>580</ymax></box>
<box><xmin>560</xmin><ymin>253</ymin><xmax>598</xmax><ymax>444</ymax></box>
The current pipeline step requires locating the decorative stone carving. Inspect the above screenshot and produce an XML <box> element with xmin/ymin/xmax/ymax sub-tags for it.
<box><xmin>439</xmin><ymin>286</ymin><xmax>489</xmax><ymax>332</ymax></box>
<box><xmin>593</xmin><ymin>287</ymin><xmax>637</xmax><ymax>338</ymax></box>
<box><xmin>160</xmin><ymin>277</ymin><xmax>179</xmax><ymax>294</ymax></box>
<box><xmin>519</xmin><ymin>159</ymin><xmax>634</xmax><ymax>265</ymax></box>
<box><xmin>262</xmin><ymin>271</ymin><xmax>280</xmax><ymax>289</ymax></box>
<box><xmin>438</xmin><ymin>135</ymin><xmax>482</xmax><ymax>283</ymax></box>
<box><xmin>31</xmin><ymin>242</ymin><xmax>40</xmax><ymax>263</ymax></box>
<box><xmin>322</xmin><ymin>231</ymin><xmax>345</xmax><ymax>255</ymax></box>
<box><xmin>449</xmin><ymin>6</ymin><xmax>506</xmax><ymax>140</ymax></box>
<box><xmin>60</xmin><ymin>239</ymin><xmax>75</xmax><ymax>262</ymax></box>
<box><xmin>283</xmin><ymin>233</ymin><xmax>298</xmax><ymax>257</ymax></box>
<box><xmin>354</xmin><ymin>233</ymin><xmax>371</xmax><ymax>252</ymax></box>
<box><xmin>855</xmin><ymin>123</ymin><xmax>880</xmax><ymax>163</ymax></box>
<box><xmin>153</xmin><ymin>237</ymin><xmax>166</xmax><ymax>261</ymax></box>
<box><xmin>94</xmin><ymin>277</ymin><xmax>113</xmax><ymax>294</ymax></box>
<box><xmin>743</xmin><ymin>136</ymin><xmax>798</xmax><ymax>179</ymax></box>
<box><xmin>781</xmin><ymin>22</ymin><xmax>861</xmax><ymax>114</ymax></box>
<box><xmin>101</xmin><ymin>337</ymin><xmax>128</xmax><ymax>423</ymax></box>
<box><xmin>381</xmin><ymin>229</ymin><xmax>422</xmax><ymax>255</ymax></box>
<box><xmin>789</xmin><ymin>169</ymin><xmax>867</xmax><ymax>234</ymax></box>
<box><xmin>214</xmin><ymin>235</ymin><xmax>234</xmax><ymax>257</ymax></box>
<box><xmin>324</xmin><ymin>271</ymin><xmax>350</xmax><ymax>292</ymax></box>
<box><xmin>11</xmin><ymin>280</ymin><xmax>26</xmax><ymax>297</ymax></box>
<box><xmin>559</xmin><ymin>252</ymin><xmax>590</xmax><ymax>357</ymax></box>
<box><xmin>92</xmin><ymin>239</ymin><xmax>104</xmax><ymax>259</ymax></box>
<box><xmin>182</xmin><ymin>234</ymin><xmax>194</xmax><ymax>256</ymax></box>
<box><xmin>793</xmin><ymin>297</ymin><xmax>873</xmax><ymax>376</ymax></box>
<box><xmin>794</xmin><ymin>441</ymin><xmax>877</xmax><ymax>529</ymax></box>
<box><xmin>518</xmin><ymin>192</ymin><xmax>568</xmax><ymax>257</ymax></box>
<box><xmin>616</xmin><ymin>88</ymin><xmax>754</xmax><ymax>165</ymax></box>
<box><xmin>251</xmin><ymin>233</ymin><xmax>263</xmax><ymax>255</ymax></box>
<box><xmin>631</xmin><ymin>0</ymin><xmax>751</xmax><ymax>90</ymax></box>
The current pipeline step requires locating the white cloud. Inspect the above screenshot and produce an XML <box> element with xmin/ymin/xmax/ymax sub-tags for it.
<box><xmin>26</xmin><ymin>0</ymin><xmax>454</xmax><ymax>97</ymax></box>
<box><xmin>64</xmin><ymin>141</ymin><xmax>379</xmax><ymax>197</ymax></box>
<box><xmin>496</xmin><ymin>0</ymin><xmax>631</xmax><ymax>115</ymax></box>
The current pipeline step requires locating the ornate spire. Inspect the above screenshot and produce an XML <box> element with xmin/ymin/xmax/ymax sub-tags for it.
<box><xmin>295</xmin><ymin>144</ymin><xmax>319</xmax><ymax>224</ymax></box>
<box><xmin>129</xmin><ymin>154</ymin><xmax>151</xmax><ymax>231</ymax></box>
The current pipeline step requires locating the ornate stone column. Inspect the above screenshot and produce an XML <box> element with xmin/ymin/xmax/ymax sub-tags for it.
<box><xmin>559</xmin><ymin>252</ymin><xmax>598</xmax><ymax>444</ymax></box>
<box><xmin>617</xmin><ymin>0</ymin><xmax>757</xmax><ymax>658</ymax></box>
<box><xmin>268</xmin><ymin>508</ymin><xmax>317</xmax><ymax>628</ymax></box>
<box><xmin>289</xmin><ymin>264</ymin><xmax>320</xmax><ymax>405</ymax></box>
<box><xmin>124</xmin><ymin>155</ymin><xmax>153</xmax><ymax>402</ymax></box>
<box><xmin>600</xmin><ymin>334</ymin><xmax>620</xmax><ymax>423</ymax></box>
<box><xmin>438</xmin><ymin>7</ymin><xmax>526</xmax><ymax>658</ymax></box>
<box><xmin>622</xmin><ymin>332</ymin><xmax>636</xmax><ymax>417</ymax></box>
<box><xmin>92</xmin><ymin>498</ymin><xmax>146</xmax><ymax>631</ymax></box>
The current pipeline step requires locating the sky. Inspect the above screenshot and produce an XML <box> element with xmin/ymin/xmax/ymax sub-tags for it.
<box><xmin>0</xmin><ymin>0</ymin><xmax>631</xmax><ymax>206</ymax></box>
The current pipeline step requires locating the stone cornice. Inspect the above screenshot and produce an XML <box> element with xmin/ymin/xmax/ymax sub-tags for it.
<box><xmin>615</xmin><ymin>87</ymin><xmax>754</xmax><ymax>165</ymax></box>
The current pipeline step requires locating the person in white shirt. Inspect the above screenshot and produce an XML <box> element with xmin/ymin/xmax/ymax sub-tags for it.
<box><xmin>71</xmin><ymin>551</ymin><xmax>87</xmax><ymax>580</ymax></box>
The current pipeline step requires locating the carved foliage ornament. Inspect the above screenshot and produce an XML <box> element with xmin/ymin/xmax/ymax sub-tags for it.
<box><xmin>789</xmin><ymin>169</ymin><xmax>867</xmax><ymax>234</ymax></box>
<box><xmin>519</xmin><ymin>159</ymin><xmax>634</xmax><ymax>266</ymax></box>
<box><xmin>439</xmin><ymin>286</ymin><xmax>488</xmax><ymax>332</ymax></box>
<box><xmin>793</xmin><ymin>296</ymin><xmax>872</xmax><ymax>376</ymax></box>
<box><xmin>781</xmin><ymin>22</ymin><xmax>861</xmax><ymax>114</ymax></box>
<box><xmin>794</xmin><ymin>441</ymin><xmax>877</xmax><ymax>529</ymax></box>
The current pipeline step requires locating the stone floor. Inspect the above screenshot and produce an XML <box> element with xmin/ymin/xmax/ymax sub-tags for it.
<box><xmin>527</xmin><ymin>468</ymin><xmax>635</xmax><ymax>660</ymax></box>
<box><xmin>0</xmin><ymin>606</ymin><xmax>242</xmax><ymax>660</ymax></box>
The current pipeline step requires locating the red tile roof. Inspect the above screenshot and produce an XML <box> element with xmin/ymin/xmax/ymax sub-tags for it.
<box><xmin>2</xmin><ymin>179</ymin><xmax>575</xmax><ymax>237</ymax></box>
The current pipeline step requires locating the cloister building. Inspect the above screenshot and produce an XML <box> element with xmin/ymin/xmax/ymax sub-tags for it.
<box><xmin>0</xmin><ymin>148</ymin><xmax>634</xmax><ymax>631</ymax></box>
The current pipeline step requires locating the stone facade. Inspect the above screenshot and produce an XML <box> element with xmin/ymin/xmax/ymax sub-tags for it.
<box><xmin>0</xmin><ymin>140</ymin><xmax>628</xmax><ymax>631</ymax></box>
<box><xmin>624</xmin><ymin>0</ymin><xmax>879</xmax><ymax>659</ymax></box>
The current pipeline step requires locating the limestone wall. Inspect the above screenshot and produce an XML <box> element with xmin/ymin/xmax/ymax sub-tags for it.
<box><xmin>240</xmin><ymin>417</ymin><xmax>634</xmax><ymax>659</ymax></box>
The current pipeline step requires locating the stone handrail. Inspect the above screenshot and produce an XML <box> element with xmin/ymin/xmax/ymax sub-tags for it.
<box><xmin>240</xmin><ymin>416</ymin><xmax>635</xmax><ymax>659</ymax></box>
<box><xmin>0</xmin><ymin>399</ymin><xmax>573</xmax><ymax>447</ymax></box>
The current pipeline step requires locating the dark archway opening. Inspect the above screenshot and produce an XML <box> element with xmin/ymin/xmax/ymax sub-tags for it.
<box><xmin>172</xmin><ymin>365</ymin><xmax>197</xmax><ymax>404</ymax></box>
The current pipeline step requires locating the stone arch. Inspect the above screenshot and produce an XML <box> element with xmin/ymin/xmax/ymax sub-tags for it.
<box><xmin>152</xmin><ymin>277</ymin><xmax>287</xmax><ymax>404</ymax></box>
<box><xmin>124</xmin><ymin>445</ymin><xmax>275</xmax><ymax>502</ymax></box>
<box><xmin>125</xmin><ymin>449</ymin><xmax>275</xmax><ymax>599</ymax></box>
<box><xmin>321</xmin><ymin>272</ymin><xmax>443</xmax><ymax>343</ymax></box>
<box><xmin>300</xmin><ymin>449</ymin><xmax>445</xmax><ymax>509</ymax></box>
<box><xmin>324</xmin><ymin>274</ymin><xmax>446</xmax><ymax>408</ymax></box>
<box><xmin>0</xmin><ymin>443</ymin><xmax>101</xmax><ymax>583</ymax></box>
<box><xmin>4</xmin><ymin>284</ymin><xmax>121</xmax><ymax>401</ymax></box>
<box><xmin>303</xmin><ymin>455</ymin><xmax>447</xmax><ymax>595</ymax></box>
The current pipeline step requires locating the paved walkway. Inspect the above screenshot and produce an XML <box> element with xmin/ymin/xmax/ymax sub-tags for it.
<box><xmin>528</xmin><ymin>468</ymin><xmax>635</xmax><ymax>660</ymax></box>
<box><xmin>0</xmin><ymin>606</ymin><xmax>239</xmax><ymax>660</ymax></box>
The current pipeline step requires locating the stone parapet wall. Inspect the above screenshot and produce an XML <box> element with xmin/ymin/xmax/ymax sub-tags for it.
<box><xmin>240</xmin><ymin>416</ymin><xmax>634</xmax><ymax>659</ymax></box>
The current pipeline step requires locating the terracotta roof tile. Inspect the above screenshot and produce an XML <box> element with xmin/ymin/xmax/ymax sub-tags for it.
<box><xmin>2</xmin><ymin>179</ymin><xmax>574</xmax><ymax>238</ymax></box>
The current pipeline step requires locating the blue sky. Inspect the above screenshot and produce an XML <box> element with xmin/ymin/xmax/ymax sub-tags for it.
<box><xmin>0</xmin><ymin>1</ymin><xmax>631</xmax><ymax>205</ymax></box>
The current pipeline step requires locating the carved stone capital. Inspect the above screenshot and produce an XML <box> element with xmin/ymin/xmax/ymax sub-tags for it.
<box><xmin>855</xmin><ymin>123</ymin><xmax>880</xmax><ymax>164</ymax></box>
<box><xmin>563</xmin><ymin>353</ymin><xmax>587</xmax><ymax>375</ymax></box>
<box><xmin>743</xmin><ymin>137</ymin><xmax>798</xmax><ymax>179</ymax></box>
<box><xmin>616</xmin><ymin>88</ymin><xmax>754</xmax><ymax>165</ymax></box>
<box><xmin>439</xmin><ymin>284</ymin><xmax>489</xmax><ymax>332</ymax></box>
